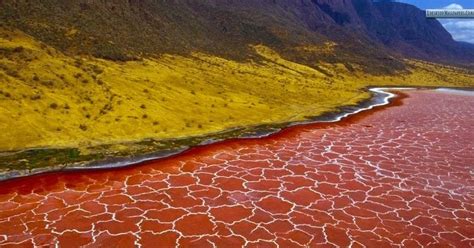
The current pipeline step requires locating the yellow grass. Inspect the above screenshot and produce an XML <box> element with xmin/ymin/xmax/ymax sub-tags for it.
<box><xmin>0</xmin><ymin>29</ymin><xmax>473</xmax><ymax>151</ymax></box>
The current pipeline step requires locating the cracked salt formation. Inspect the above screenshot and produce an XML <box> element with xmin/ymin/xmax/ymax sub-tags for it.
<box><xmin>0</xmin><ymin>90</ymin><xmax>473</xmax><ymax>247</ymax></box>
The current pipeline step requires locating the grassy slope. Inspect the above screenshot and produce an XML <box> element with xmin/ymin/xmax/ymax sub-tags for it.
<box><xmin>1</xmin><ymin>29</ymin><xmax>473</xmax><ymax>152</ymax></box>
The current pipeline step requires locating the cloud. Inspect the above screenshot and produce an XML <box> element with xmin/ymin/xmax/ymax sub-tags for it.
<box><xmin>443</xmin><ymin>3</ymin><xmax>463</xmax><ymax>10</ymax></box>
<box><xmin>439</xmin><ymin>3</ymin><xmax>474</xmax><ymax>44</ymax></box>
<box><xmin>441</xmin><ymin>20</ymin><xmax>474</xmax><ymax>43</ymax></box>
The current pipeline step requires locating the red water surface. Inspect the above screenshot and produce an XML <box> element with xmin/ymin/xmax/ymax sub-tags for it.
<box><xmin>0</xmin><ymin>90</ymin><xmax>473</xmax><ymax>247</ymax></box>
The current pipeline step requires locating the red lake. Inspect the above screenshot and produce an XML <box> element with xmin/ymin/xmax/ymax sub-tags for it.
<box><xmin>0</xmin><ymin>89</ymin><xmax>473</xmax><ymax>247</ymax></box>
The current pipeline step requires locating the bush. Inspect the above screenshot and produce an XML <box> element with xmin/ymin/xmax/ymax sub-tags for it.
<box><xmin>74</xmin><ymin>59</ymin><xmax>83</xmax><ymax>68</ymax></box>
<box><xmin>91</xmin><ymin>65</ymin><xmax>103</xmax><ymax>74</ymax></box>
<box><xmin>30</xmin><ymin>94</ymin><xmax>41</xmax><ymax>100</ymax></box>
<box><xmin>49</xmin><ymin>103</ymin><xmax>58</xmax><ymax>109</ymax></box>
<box><xmin>13</xmin><ymin>46</ymin><xmax>24</xmax><ymax>53</ymax></box>
<box><xmin>1</xmin><ymin>91</ymin><xmax>11</xmax><ymax>98</ymax></box>
<box><xmin>5</xmin><ymin>68</ymin><xmax>19</xmax><ymax>78</ymax></box>
<box><xmin>93</xmin><ymin>43</ymin><xmax>131</xmax><ymax>61</ymax></box>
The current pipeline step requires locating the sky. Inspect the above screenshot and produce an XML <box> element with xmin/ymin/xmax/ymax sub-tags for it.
<box><xmin>397</xmin><ymin>0</ymin><xmax>474</xmax><ymax>43</ymax></box>
<box><xmin>397</xmin><ymin>0</ymin><xmax>474</xmax><ymax>9</ymax></box>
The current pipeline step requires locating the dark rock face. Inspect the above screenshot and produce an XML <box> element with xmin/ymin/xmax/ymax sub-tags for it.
<box><xmin>208</xmin><ymin>0</ymin><xmax>474</xmax><ymax>65</ymax></box>
<box><xmin>359</xmin><ymin>2</ymin><xmax>474</xmax><ymax>63</ymax></box>
<box><xmin>1</xmin><ymin>0</ymin><xmax>472</xmax><ymax>68</ymax></box>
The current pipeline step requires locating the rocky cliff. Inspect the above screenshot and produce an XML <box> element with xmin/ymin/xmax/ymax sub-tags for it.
<box><xmin>1</xmin><ymin>0</ymin><xmax>472</xmax><ymax>70</ymax></box>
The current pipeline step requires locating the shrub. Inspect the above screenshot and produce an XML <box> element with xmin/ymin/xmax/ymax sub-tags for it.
<box><xmin>49</xmin><ymin>103</ymin><xmax>58</xmax><ymax>109</ymax></box>
<box><xmin>91</xmin><ymin>65</ymin><xmax>103</xmax><ymax>74</ymax></box>
<box><xmin>13</xmin><ymin>46</ymin><xmax>24</xmax><ymax>53</ymax></box>
<box><xmin>4</xmin><ymin>67</ymin><xmax>19</xmax><ymax>78</ymax></box>
<box><xmin>93</xmin><ymin>43</ymin><xmax>131</xmax><ymax>61</ymax></box>
<box><xmin>30</xmin><ymin>94</ymin><xmax>41</xmax><ymax>100</ymax></box>
<box><xmin>74</xmin><ymin>59</ymin><xmax>83</xmax><ymax>68</ymax></box>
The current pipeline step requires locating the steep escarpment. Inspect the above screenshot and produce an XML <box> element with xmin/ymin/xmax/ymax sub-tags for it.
<box><xmin>356</xmin><ymin>1</ymin><xmax>474</xmax><ymax>64</ymax></box>
<box><xmin>0</xmin><ymin>0</ymin><xmax>405</xmax><ymax>74</ymax></box>
<box><xmin>2</xmin><ymin>0</ymin><xmax>472</xmax><ymax>70</ymax></box>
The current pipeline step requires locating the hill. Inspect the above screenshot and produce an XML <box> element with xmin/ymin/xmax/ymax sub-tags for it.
<box><xmin>0</xmin><ymin>0</ymin><xmax>473</xmax><ymax>174</ymax></box>
<box><xmin>2</xmin><ymin>0</ymin><xmax>473</xmax><ymax>67</ymax></box>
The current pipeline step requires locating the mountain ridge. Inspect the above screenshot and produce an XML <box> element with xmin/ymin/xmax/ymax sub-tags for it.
<box><xmin>4</xmin><ymin>0</ymin><xmax>472</xmax><ymax>73</ymax></box>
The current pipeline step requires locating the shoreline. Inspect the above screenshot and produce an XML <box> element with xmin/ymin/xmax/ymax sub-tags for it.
<box><xmin>0</xmin><ymin>87</ymin><xmax>468</xmax><ymax>182</ymax></box>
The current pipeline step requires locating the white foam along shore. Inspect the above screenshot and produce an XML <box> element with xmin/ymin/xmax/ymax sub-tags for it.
<box><xmin>3</xmin><ymin>87</ymin><xmax>469</xmax><ymax>180</ymax></box>
<box><xmin>318</xmin><ymin>87</ymin><xmax>398</xmax><ymax>123</ymax></box>
<box><xmin>284</xmin><ymin>87</ymin><xmax>411</xmax><ymax>128</ymax></box>
<box><xmin>68</xmin><ymin>87</ymin><xmax>405</xmax><ymax>169</ymax></box>
<box><xmin>436</xmin><ymin>88</ymin><xmax>474</xmax><ymax>96</ymax></box>
<box><xmin>0</xmin><ymin>87</ymin><xmax>408</xmax><ymax>180</ymax></box>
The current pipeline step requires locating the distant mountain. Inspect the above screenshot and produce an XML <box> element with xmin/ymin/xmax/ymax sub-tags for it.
<box><xmin>1</xmin><ymin>0</ymin><xmax>472</xmax><ymax>72</ymax></box>
<box><xmin>359</xmin><ymin>1</ymin><xmax>474</xmax><ymax>64</ymax></box>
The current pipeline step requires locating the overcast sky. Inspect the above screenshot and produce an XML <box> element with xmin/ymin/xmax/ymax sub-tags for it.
<box><xmin>397</xmin><ymin>1</ymin><xmax>474</xmax><ymax>43</ymax></box>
